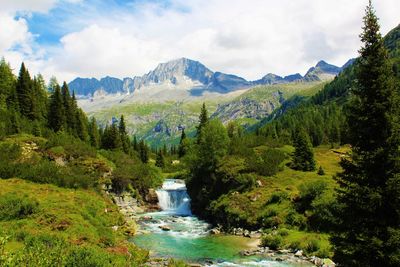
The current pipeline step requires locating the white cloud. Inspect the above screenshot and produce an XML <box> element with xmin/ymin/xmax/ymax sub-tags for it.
<box><xmin>1</xmin><ymin>0</ymin><xmax>399</xmax><ymax>82</ymax></box>
<box><xmin>0</xmin><ymin>0</ymin><xmax>57</xmax><ymax>14</ymax></box>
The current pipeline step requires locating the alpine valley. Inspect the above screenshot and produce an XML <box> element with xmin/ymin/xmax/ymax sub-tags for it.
<box><xmin>70</xmin><ymin>58</ymin><xmax>352</xmax><ymax>146</ymax></box>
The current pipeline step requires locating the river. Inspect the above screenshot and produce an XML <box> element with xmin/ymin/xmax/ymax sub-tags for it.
<box><xmin>132</xmin><ymin>179</ymin><xmax>312</xmax><ymax>266</ymax></box>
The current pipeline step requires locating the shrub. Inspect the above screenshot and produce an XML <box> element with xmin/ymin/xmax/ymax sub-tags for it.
<box><xmin>0</xmin><ymin>193</ymin><xmax>39</xmax><ymax>221</ymax></box>
<box><xmin>317</xmin><ymin>166</ymin><xmax>325</xmax><ymax>175</ymax></box>
<box><xmin>296</xmin><ymin>180</ymin><xmax>328</xmax><ymax>213</ymax></box>
<box><xmin>261</xmin><ymin>234</ymin><xmax>282</xmax><ymax>250</ymax></box>
<box><xmin>247</xmin><ymin>148</ymin><xmax>286</xmax><ymax>177</ymax></box>
<box><xmin>65</xmin><ymin>246</ymin><xmax>110</xmax><ymax>267</ymax></box>
<box><xmin>278</xmin><ymin>228</ymin><xmax>289</xmax><ymax>237</ymax></box>
<box><xmin>285</xmin><ymin>211</ymin><xmax>307</xmax><ymax>229</ymax></box>
<box><xmin>305</xmin><ymin>238</ymin><xmax>321</xmax><ymax>254</ymax></box>
<box><xmin>267</xmin><ymin>191</ymin><xmax>288</xmax><ymax>204</ymax></box>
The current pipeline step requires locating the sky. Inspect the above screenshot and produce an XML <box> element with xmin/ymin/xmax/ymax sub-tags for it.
<box><xmin>0</xmin><ymin>0</ymin><xmax>399</xmax><ymax>82</ymax></box>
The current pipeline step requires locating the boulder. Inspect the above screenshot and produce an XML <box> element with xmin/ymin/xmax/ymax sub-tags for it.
<box><xmin>146</xmin><ymin>189</ymin><xmax>159</xmax><ymax>204</ymax></box>
<box><xmin>294</xmin><ymin>250</ymin><xmax>303</xmax><ymax>257</ymax></box>
<box><xmin>210</xmin><ymin>228</ymin><xmax>221</xmax><ymax>235</ymax></box>
<box><xmin>159</xmin><ymin>225</ymin><xmax>171</xmax><ymax>231</ymax></box>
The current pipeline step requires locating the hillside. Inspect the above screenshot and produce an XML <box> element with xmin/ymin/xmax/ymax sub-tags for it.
<box><xmin>76</xmin><ymin>58</ymin><xmax>344</xmax><ymax>146</ymax></box>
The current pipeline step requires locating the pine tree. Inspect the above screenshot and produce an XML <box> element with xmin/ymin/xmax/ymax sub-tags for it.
<box><xmin>0</xmin><ymin>58</ymin><xmax>15</xmax><ymax>110</ymax></box>
<box><xmin>33</xmin><ymin>74</ymin><xmax>48</xmax><ymax>121</ymax></box>
<box><xmin>178</xmin><ymin>128</ymin><xmax>187</xmax><ymax>158</ymax></box>
<box><xmin>139</xmin><ymin>140</ymin><xmax>149</xmax><ymax>163</ymax></box>
<box><xmin>132</xmin><ymin>135</ymin><xmax>138</xmax><ymax>151</ymax></box>
<box><xmin>88</xmin><ymin>117</ymin><xmax>100</xmax><ymax>148</ymax></box>
<box><xmin>61</xmin><ymin>82</ymin><xmax>76</xmax><ymax>133</ymax></box>
<box><xmin>48</xmin><ymin>85</ymin><xmax>65</xmax><ymax>132</ymax></box>
<box><xmin>332</xmin><ymin>2</ymin><xmax>400</xmax><ymax>266</ymax></box>
<box><xmin>291</xmin><ymin>128</ymin><xmax>316</xmax><ymax>171</ymax></box>
<box><xmin>155</xmin><ymin>150</ymin><xmax>165</xmax><ymax>168</ymax></box>
<box><xmin>75</xmin><ymin>109</ymin><xmax>89</xmax><ymax>141</ymax></box>
<box><xmin>118</xmin><ymin>115</ymin><xmax>130</xmax><ymax>153</ymax></box>
<box><xmin>196</xmin><ymin>102</ymin><xmax>208</xmax><ymax>143</ymax></box>
<box><xmin>16</xmin><ymin>63</ymin><xmax>33</xmax><ymax>119</ymax></box>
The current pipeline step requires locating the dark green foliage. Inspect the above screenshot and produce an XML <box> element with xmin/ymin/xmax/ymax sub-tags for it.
<box><xmin>138</xmin><ymin>140</ymin><xmax>149</xmax><ymax>163</ymax></box>
<box><xmin>332</xmin><ymin>3</ymin><xmax>400</xmax><ymax>266</ymax></box>
<box><xmin>0</xmin><ymin>193</ymin><xmax>39</xmax><ymax>221</ymax></box>
<box><xmin>0</xmin><ymin>58</ymin><xmax>16</xmax><ymax>111</ymax></box>
<box><xmin>317</xmin><ymin>166</ymin><xmax>325</xmax><ymax>175</ymax></box>
<box><xmin>16</xmin><ymin>63</ymin><xmax>33</xmax><ymax>119</ymax></box>
<box><xmin>178</xmin><ymin>128</ymin><xmax>187</xmax><ymax>158</ymax></box>
<box><xmin>155</xmin><ymin>150</ymin><xmax>165</xmax><ymax>168</ymax></box>
<box><xmin>48</xmin><ymin>85</ymin><xmax>65</xmax><ymax>132</ymax></box>
<box><xmin>247</xmin><ymin>148</ymin><xmax>286</xmax><ymax>176</ymax></box>
<box><xmin>88</xmin><ymin>117</ymin><xmax>100</xmax><ymax>148</ymax></box>
<box><xmin>61</xmin><ymin>82</ymin><xmax>77</xmax><ymax>135</ymax></box>
<box><xmin>187</xmin><ymin>119</ymin><xmax>230</xmax><ymax>214</ymax></box>
<box><xmin>196</xmin><ymin>102</ymin><xmax>208</xmax><ymax>143</ymax></box>
<box><xmin>101</xmin><ymin>150</ymin><xmax>162</xmax><ymax>195</ymax></box>
<box><xmin>101</xmin><ymin>123</ymin><xmax>121</xmax><ymax>150</ymax></box>
<box><xmin>261</xmin><ymin>233</ymin><xmax>283</xmax><ymax>250</ymax></box>
<box><xmin>291</xmin><ymin>128</ymin><xmax>316</xmax><ymax>171</ymax></box>
<box><xmin>296</xmin><ymin>180</ymin><xmax>328</xmax><ymax>213</ymax></box>
<box><xmin>118</xmin><ymin>115</ymin><xmax>130</xmax><ymax>154</ymax></box>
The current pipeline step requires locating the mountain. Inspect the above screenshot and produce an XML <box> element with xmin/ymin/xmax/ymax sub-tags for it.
<box><xmin>253</xmin><ymin>61</ymin><xmax>344</xmax><ymax>86</ymax></box>
<box><xmin>69</xmin><ymin>58</ymin><xmax>344</xmax><ymax>97</ymax></box>
<box><xmin>72</xmin><ymin>57</ymin><xmax>351</xmax><ymax>146</ymax></box>
<box><xmin>303</xmin><ymin>60</ymin><xmax>342</xmax><ymax>81</ymax></box>
<box><xmin>69</xmin><ymin>58</ymin><xmax>252</xmax><ymax>96</ymax></box>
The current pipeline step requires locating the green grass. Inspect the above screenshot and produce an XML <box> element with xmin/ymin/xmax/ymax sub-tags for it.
<box><xmin>208</xmin><ymin>145</ymin><xmax>348</xmax><ymax>257</ymax></box>
<box><xmin>0</xmin><ymin>178</ymin><xmax>148</xmax><ymax>265</ymax></box>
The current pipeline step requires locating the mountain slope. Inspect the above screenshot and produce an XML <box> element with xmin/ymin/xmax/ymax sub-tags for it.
<box><xmin>69</xmin><ymin>58</ymin><xmax>343</xmax><ymax>97</ymax></box>
<box><xmin>69</xmin><ymin>58</ymin><xmax>253</xmax><ymax>96</ymax></box>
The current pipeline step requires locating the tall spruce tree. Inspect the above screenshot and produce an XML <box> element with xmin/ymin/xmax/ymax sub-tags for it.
<box><xmin>155</xmin><ymin>150</ymin><xmax>165</xmax><ymax>168</ymax></box>
<box><xmin>118</xmin><ymin>115</ymin><xmax>130</xmax><ymax>154</ymax></box>
<box><xmin>291</xmin><ymin>127</ymin><xmax>316</xmax><ymax>171</ymax></box>
<box><xmin>48</xmin><ymin>85</ymin><xmax>65</xmax><ymax>132</ymax></box>
<box><xmin>332</xmin><ymin>2</ymin><xmax>400</xmax><ymax>266</ymax></box>
<box><xmin>16</xmin><ymin>63</ymin><xmax>33</xmax><ymax>119</ymax></box>
<box><xmin>0</xmin><ymin>58</ymin><xmax>15</xmax><ymax>110</ymax></box>
<box><xmin>88</xmin><ymin>117</ymin><xmax>100</xmax><ymax>148</ymax></box>
<box><xmin>139</xmin><ymin>140</ymin><xmax>149</xmax><ymax>163</ymax></box>
<box><xmin>196</xmin><ymin>102</ymin><xmax>208</xmax><ymax>143</ymax></box>
<box><xmin>178</xmin><ymin>128</ymin><xmax>187</xmax><ymax>158</ymax></box>
<box><xmin>61</xmin><ymin>82</ymin><xmax>76</xmax><ymax>133</ymax></box>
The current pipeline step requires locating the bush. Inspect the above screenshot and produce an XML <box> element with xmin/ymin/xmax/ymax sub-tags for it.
<box><xmin>261</xmin><ymin>234</ymin><xmax>282</xmax><ymax>250</ymax></box>
<box><xmin>267</xmin><ymin>191</ymin><xmax>288</xmax><ymax>204</ymax></box>
<box><xmin>285</xmin><ymin>211</ymin><xmax>307</xmax><ymax>229</ymax></box>
<box><xmin>296</xmin><ymin>180</ymin><xmax>328</xmax><ymax>213</ymax></box>
<box><xmin>65</xmin><ymin>246</ymin><xmax>110</xmax><ymax>267</ymax></box>
<box><xmin>305</xmin><ymin>238</ymin><xmax>321</xmax><ymax>254</ymax></box>
<box><xmin>317</xmin><ymin>166</ymin><xmax>325</xmax><ymax>175</ymax></box>
<box><xmin>247</xmin><ymin>148</ymin><xmax>286</xmax><ymax>177</ymax></box>
<box><xmin>0</xmin><ymin>193</ymin><xmax>39</xmax><ymax>221</ymax></box>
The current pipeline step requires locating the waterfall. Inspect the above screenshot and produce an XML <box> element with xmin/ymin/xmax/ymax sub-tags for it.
<box><xmin>156</xmin><ymin>179</ymin><xmax>192</xmax><ymax>216</ymax></box>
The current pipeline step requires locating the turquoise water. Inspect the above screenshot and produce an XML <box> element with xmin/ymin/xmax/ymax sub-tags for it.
<box><xmin>131</xmin><ymin>180</ymin><xmax>311</xmax><ymax>266</ymax></box>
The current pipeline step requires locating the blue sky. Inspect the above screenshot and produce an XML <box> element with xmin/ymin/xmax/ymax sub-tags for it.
<box><xmin>1</xmin><ymin>0</ymin><xmax>399</xmax><ymax>82</ymax></box>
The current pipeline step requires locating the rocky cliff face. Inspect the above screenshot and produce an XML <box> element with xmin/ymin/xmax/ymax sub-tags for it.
<box><xmin>69</xmin><ymin>58</ymin><xmax>252</xmax><ymax>96</ymax></box>
<box><xmin>69</xmin><ymin>58</ymin><xmax>347</xmax><ymax>97</ymax></box>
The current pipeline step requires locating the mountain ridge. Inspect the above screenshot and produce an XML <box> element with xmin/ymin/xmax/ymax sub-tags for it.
<box><xmin>69</xmin><ymin>58</ymin><xmax>351</xmax><ymax>97</ymax></box>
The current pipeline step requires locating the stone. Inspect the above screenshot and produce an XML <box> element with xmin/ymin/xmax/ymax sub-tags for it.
<box><xmin>294</xmin><ymin>250</ymin><xmax>303</xmax><ymax>257</ymax></box>
<box><xmin>210</xmin><ymin>228</ymin><xmax>221</xmax><ymax>235</ymax></box>
<box><xmin>243</xmin><ymin>230</ymin><xmax>251</xmax><ymax>238</ymax></box>
<box><xmin>145</xmin><ymin>189</ymin><xmax>159</xmax><ymax>204</ymax></box>
<box><xmin>159</xmin><ymin>225</ymin><xmax>171</xmax><ymax>231</ymax></box>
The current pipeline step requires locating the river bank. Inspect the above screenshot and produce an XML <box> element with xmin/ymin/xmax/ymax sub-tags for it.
<box><xmin>107</xmin><ymin>179</ymin><xmax>337</xmax><ymax>267</ymax></box>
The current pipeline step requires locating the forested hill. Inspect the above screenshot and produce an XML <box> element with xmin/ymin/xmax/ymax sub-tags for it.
<box><xmin>255</xmin><ymin>23</ymin><xmax>400</xmax><ymax>145</ymax></box>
